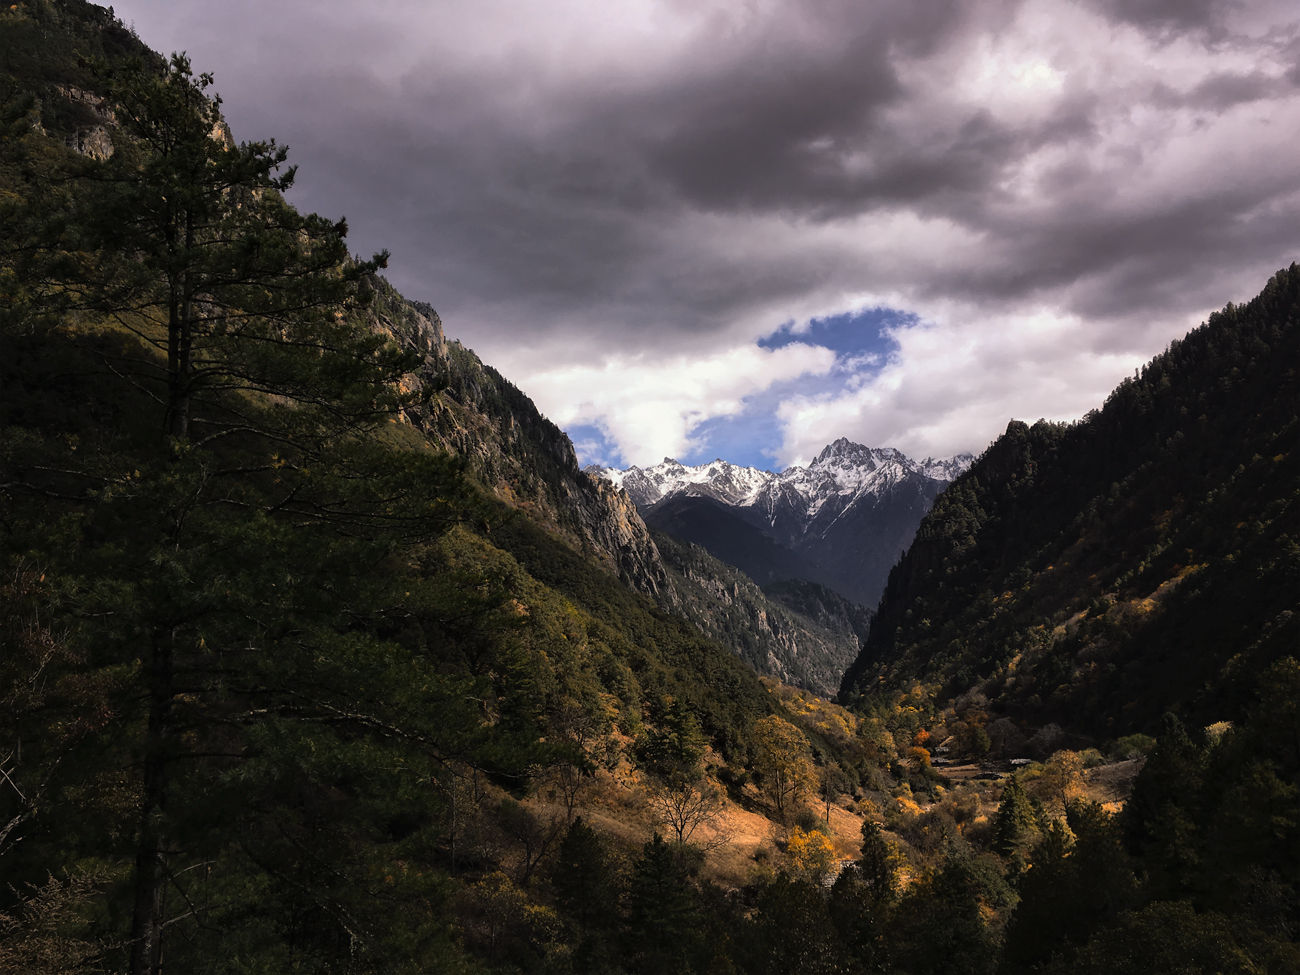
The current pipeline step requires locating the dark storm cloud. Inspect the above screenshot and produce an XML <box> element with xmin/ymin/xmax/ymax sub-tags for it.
<box><xmin>113</xmin><ymin>0</ymin><xmax>1300</xmax><ymax>463</ymax></box>
<box><xmin>1088</xmin><ymin>0</ymin><xmax>1228</xmax><ymax>34</ymax></box>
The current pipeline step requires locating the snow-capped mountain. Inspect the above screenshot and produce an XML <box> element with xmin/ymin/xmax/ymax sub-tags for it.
<box><xmin>587</xmin><ymin>438</ymin><xmax>974</xmax><ymax>607</ymax></box>
<box><xmin>598</xmin><ymin>457</ymin><xmax>773</xmax><ymax>508</ymax></box>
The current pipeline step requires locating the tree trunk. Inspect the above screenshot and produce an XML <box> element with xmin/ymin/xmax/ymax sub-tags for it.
<box><xmin>129</xmin><ymin>631</ymin><xmax>174</xmax><ymax>975</ymax></box>
<box><xmin>165</xmin><ymin>212</ymin><xmax>194</xmax><ymax>441</ymax></box>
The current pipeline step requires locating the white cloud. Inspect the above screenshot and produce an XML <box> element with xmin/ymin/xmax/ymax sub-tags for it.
<box><xmin>520</xmin><ymin>341</ymin><xmax>836</xmax><ymax>466</ymax></box>
<box><xmin>774</xmin><ymin>305</ymin><xmax>1154</xmax><ymax>465</ymax></box>
<box><xmin>111</xmin><ymin>0</ymin><xmax>1300</xmax><ymax>468</ymax></box>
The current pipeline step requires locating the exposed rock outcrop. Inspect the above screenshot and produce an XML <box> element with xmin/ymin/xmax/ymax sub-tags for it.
<box><xmin>362</xmin><ymin>279</ymin><xmax>670</xmax><ymax>598</ymax></box>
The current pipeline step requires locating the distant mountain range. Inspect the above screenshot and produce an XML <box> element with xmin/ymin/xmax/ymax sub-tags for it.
<box><xmin>589</xmin><ymin>440</ymin><xmax>974</xmax><ymax>607</ymax></box>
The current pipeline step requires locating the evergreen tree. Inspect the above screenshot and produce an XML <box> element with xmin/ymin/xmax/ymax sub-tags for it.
<box><xmin>1119</xmin><ymin>712</ymin><xmax>1207</xmax><ymax>898</ymax></box>
<box><xmin>641</xmin><ymin>696</ymin><xmax>707</xmax><ymax>783</ymax></box>
<box><xmin>827</xmin><ymin>820</ymin><xmax>898</xmax><ymax>971</ymax></box>
<box><xmin>625</xmin><ymin>834</ymin><xmax>696</xmax><ymax>975</ymax></box>
<box><xmin>1059</xmin><ymin>901</ymin><xmax>1276</xmax><ymax>975</ymax></box>
<box><xmin>553</xmin><ymin>817</ymin><xmax>621</xmax><ymax>971</ymax></box>
<box><xmin>42</xmin><ymin>53</ymin><xmax>396</xmax><ymax>443</ymax></box>
<box><xmin>741</xmin><ymin>874</ymin><xmax>845</xmax><ymax>975</ymax></box>
<box><xmin>991</xmin><ymin>774</ymin><xmax>1037</xmax><ymax>857</ymax></box>
<box><xmin>0</xmin><ymin>51</ymin><xmax>505</xmax><ymax>975</ymax></box>
<box><xmin>857</xmin><ymin>819</ymin><xmax>899</xmax><ymax>900</ymax></box>
<box><xmin>892</xmin><ymin>852</ymin><xmax>1009</xmax><ymax>975</ymax></box>
<box><xmin>1001</xmin><ymin>802</ymin><xmax>1137</xmax><ymax>973</ymax></box>
<box><xmin>830</xmin><ymin>858</ymin><xmax>893</xmax><ymax>973</ymax></box>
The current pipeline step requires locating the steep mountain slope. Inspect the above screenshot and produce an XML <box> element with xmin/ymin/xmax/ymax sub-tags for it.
<box><xmin>649</xmin><ymin>528</ymin><xmax>871</xmax><ymax>696</ymax></box>
<box><xmin>358</xmin><ymin>280</ymin><xmax>673</xmax><ymax>601</ymax></box>
<box><xmin>0</xmin><ymin>11</ymin><xmax>793</xmax><ymax>969</ymax></box>
<box><xmin>841</xmin><ymin>265</ymin><xmax>1300</xmax><ymax>737</ymax></box>
<box><xmin>370</xmin><ymin>280</ymin><xmax>898</xmax><ymax>697</ymax></box>
<box><xmin>364</xmin><ymin>284</ymin><xmax>866</xmax><ymax>693</ymax></box>
<box><xmin>592</xmin><ymin>442</ymin><xmax>972</xmax><ymax>606</ymax></box>
<box><xmin>642</xmin><ymin>494</ymin><xmax>833</xmax><ymax>588</ymax></box>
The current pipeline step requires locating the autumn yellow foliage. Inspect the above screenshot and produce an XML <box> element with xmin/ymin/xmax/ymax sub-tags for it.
<box><xmin>752</xmin><ymin>715</ymin><xmax>818</xmax><ymax>821</ymax></box>
<box><xmin>785</xmin><ymin>826</ymin><xmax>836</xmax><ymax>882</ymax></box>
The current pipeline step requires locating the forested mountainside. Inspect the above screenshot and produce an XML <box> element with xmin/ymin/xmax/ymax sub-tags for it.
<box><xmin>3</xmin><ymin>4</ymin><xmax>1298</xmax><ymax>973</ymax></box>
<box><xmin>842</xmin><ymin>266</ymin><xmax>1300</xmax><ymax>738</ymax></box>
<box><xmin>0</xmin><ymin>6</ymin><xmax>777</xmax><ymax>969</ymax></box>
<box><xmin>386</xmin><ymin>293</ymin><xmax>875</xmax><ymax>694</ymax></box>
<box><xmin>650</xmin><ymin>528</ymin><xmax>871</xmax><ymax>697</ymax></box>
<box><xmin>644</xmin><ymin>493</ymin><xmax>835</xmax><ymax>588</ymax></box>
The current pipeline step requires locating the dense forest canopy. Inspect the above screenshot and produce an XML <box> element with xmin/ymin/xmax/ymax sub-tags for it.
<box><xmin>1</xmin><ymin>3</ymin><xmax>1297</xmax><ymax>973</ymax></box>
<box><xmin>841</xmin><ymin>264</ymin><xmax>1299</xmax><ymax>736</ymax></box>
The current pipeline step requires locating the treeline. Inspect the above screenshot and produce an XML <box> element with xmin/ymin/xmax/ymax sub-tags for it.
<box><xmin>843</xmin><ymin>263</ymin><xmax>1300</xmax><ymax>737</ymax></box>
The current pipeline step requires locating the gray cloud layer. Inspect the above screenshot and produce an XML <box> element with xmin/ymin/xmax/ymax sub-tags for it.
<box><xmin>114</xmin><ymin>0</ymin><xmax>1300</xmax><ymax>464</ymax></box>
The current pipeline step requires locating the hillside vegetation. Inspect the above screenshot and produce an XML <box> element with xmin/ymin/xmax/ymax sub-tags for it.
<box><xmin>2</xmin><ymin>3</ymin><xmax>1297</xmax><ymax>973</ymax></box>
<box><xmin>843</xmin><ymin>267</ymin><xmax>1300</xmax><ymax>738</ymax></box>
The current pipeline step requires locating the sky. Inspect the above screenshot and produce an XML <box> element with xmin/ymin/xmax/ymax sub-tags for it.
<box><xmin>111</xmin><ymin>0</ymin><xmax>1300</xmax><ymax>471</ymax></box>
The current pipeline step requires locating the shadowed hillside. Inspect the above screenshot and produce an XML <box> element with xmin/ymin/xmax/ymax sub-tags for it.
<box><xmin>843</xmin><ymin>265</ymin><xmax>1300</xmax><ymax>740</ymax></box>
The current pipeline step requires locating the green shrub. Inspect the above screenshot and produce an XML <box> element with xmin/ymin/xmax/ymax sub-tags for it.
<box><xmin>1080</xmin><ymin>748</ymin><xmax>1108</xmax><ymax>768</ymax></box>
<box><xmin>1108</xmin><ymin>734</ymin><xmax>1156</xmax><ymax>760</ymax></box>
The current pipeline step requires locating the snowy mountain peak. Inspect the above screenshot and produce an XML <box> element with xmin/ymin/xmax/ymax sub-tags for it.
<box><xmin>812</xmin><ymin>438</ymin><xmax>896</xmax><ymax>467</ymax></box>
<box><xmin>918</xmin><ymin>454</ymin><xmax>977</xmax><ymax>481</ymax></box>
<box><xmin>586</xmin><ymin>456</ymin><xmax>774</xmax><ymax>509</ymax></box>
<box><xmin>589</xmin><ymin>440</ymin><xmax>977</xmax><ymax>608</ymax></box>
<box><xmin>590</xmin><ymin>441</ymin><xmax>973</xmax><ymax>512</ymax></box>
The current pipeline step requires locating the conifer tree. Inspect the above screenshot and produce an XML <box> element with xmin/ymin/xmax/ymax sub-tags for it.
<box><xmin>553</xmin><ymin>817</ymin><xmax>618</xmax><ymax>968</ymax></box>
<box><xmin>991</xmin><ymin>773</ymin><xmax>1037</xmax><ymax>856</ymax></box>
<box><xmin>1002</xmin><ymin>801</ymin><xmax>1138</xmax><ymax>972</ymax></box>
<box><xmin>894</xmin><ymin>852</ymin><xmax>1010</xmax><ymax>975</ymax></box>
<box><xmin>857</xmin><ymin>819</ymin><xmax>899</xmax><ymax>899</ymax></box>
<box><xmin>1119</xmin><ymin>712</ymin><xmax>1207</xmax><ymax>898</ymax></box>
<box><xmin>46</xmin><ymin>54</ymin><xmax>397</xmax><ymax>443</ymax></box>
<box><xmin>828</xmin><ymin>821</ymin><xmax>898</xmax><ymax>973</ymax></box>
<box><xmin>625</xmin><ymin>834</ymin><xmax>696</xmax><ymax>975</ymax></box>
<box><xmin>641</xmin><ymin>697</ymin><xmax>707</xmax><ymax>783</ymax></box>
<box><xmin>743</xmin><ymin>873</ymin><xmax>846</xmax><ymax>975</ymax></box>
<box><xmin>0</xmin><ymin>51</ymin><xmax>500</xmax><ymax>975</ymax></box>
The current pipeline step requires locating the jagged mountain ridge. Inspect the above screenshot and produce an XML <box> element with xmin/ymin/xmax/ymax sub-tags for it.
<box><xmin>595</xmin><ymin>441</ymin><xmax>971</xmax><ymax>512</ymax></box>
<box><xmin>0</xmin><ymin>0</ymin><xmax>941</xmax><ymax>702</ymax></box>
<box><xmin>590</xmin><ymin>440</ymin><xmax>974</xmax><ymax>606</ymax></box>
<box><xmin>358</xmin><ymin>280</ymin><xmax>674</xmax><ymax>601</ymax></box>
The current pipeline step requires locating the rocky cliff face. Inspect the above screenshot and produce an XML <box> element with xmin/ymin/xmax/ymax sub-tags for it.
<box><xmin>651</xmin><ymin>529</ymin><xmax>869</xmax><ymax>696</ymax></box>
<box><xmin>363</xmin><ymin>279</ymin><xmax>671</xmax><ymax>599</ymax></box>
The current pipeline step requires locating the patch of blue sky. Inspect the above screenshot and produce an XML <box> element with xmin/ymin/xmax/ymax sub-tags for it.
<box><xmin>567</xmin><ymin>423</ymin><xmax>623</xmax><ymax>469</ymax></box>
<box><xmin>758</xmin><ymin>305</ymin><xmax>915</xmax><ymax>361</ymax></box>
<box><xmin>680</xmin><ymin>407</ymin><xmax>786</xmax><ymax>471</ymax></box>
<box><xmin>678</xmin><ymin>308</ymin><xmax>908</xmax><ymax>469</ymax></box>
<box><xmin>568</xmin><ymin>306</ymin><xmax>911</xmax><ymax>471</ymax></box>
